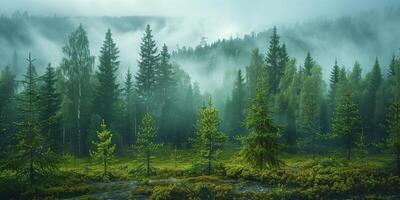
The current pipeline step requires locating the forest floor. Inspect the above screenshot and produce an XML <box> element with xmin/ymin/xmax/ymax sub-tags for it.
<box><xmin>1</xmin><ymin>144</ymin><xmax>400</xmax><ymax>199</ymax></box>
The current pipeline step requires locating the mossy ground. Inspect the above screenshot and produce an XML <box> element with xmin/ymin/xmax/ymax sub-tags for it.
<box><xmin>1</xmin><ymin>144</ymin><xmax>399</xmax><ymax>199</ymax></box>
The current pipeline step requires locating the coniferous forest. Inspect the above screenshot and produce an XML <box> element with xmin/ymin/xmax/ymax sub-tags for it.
<box><xmin>1</xmin><ymin>1</ymin><xmax>400</xmax><ymax>199</ymax></box>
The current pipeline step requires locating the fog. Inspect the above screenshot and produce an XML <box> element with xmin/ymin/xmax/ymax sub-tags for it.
<box><xmin>0</xmin><ymin>0</ymin><xmax>400</xmax><ymax>93</ymax></box>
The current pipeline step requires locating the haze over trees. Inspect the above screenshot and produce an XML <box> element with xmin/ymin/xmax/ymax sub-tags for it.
<box><xmin>1</xmin><ymin>11</ymin><xmax>400</xmax><ymax>199</ymax></box>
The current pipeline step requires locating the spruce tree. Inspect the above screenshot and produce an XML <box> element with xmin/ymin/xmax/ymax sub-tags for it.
<box><xmin>39</xmin><ymin>64</ymin><xmax>61</xmax><ymax>152</ymax></box>
<box><xmin>192</xmin><ymin>98</ymin><xmax>227</xmax><ymax>175</ymax></box>
<box><xmin>136</xmin><ymin>24</ymin><xmax>159</xmax><ymax>112</ymax></box>
<box><xmin>155</xmin><ymin>44</ymin><xmax>175</xmax><ymax>142</ymax></box>
<box><xmin>241</xmin><ymin>79</ymin><xmax>282</xmax><ymax>170</ymax></box>
<box><xmin>90</xmin><ymin>120</ymin><xmax>116</xmax><ymax>177</ymax></box>
<box><xmin>12</xmin><ymin>54</ymin><xmax>59</xmax><ymax>184</ymax></box>
<box><xmin>332</xmin><ymin>93</ymin><xmax>361</xmax><ymax>160</ymax></box>
<box><xmin>136</xmin><ymin>113</ymin><xmax>162</xmax><ymax>176</ymax></box>
<box><xmin>61</xmin><ymin>24</ymin><xmax>95</xmax><ymax>156</ymax></box>
<box><xmin>94</xmin><ymin>28</ymin><xmax>120</xmax><ymax>126</ymax></box>
<box><xmin>265</xmin><ymin>27</ymin><xmax>284</xmax><ymax>94</ymax></box>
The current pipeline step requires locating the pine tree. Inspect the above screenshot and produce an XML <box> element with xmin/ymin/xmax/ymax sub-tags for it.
<box><xmin>0</xmin><ymin>66</ymin><xmax>16</xmax><ymax>140</ymax></box>
<box><xmin>385</xmin><ymin>99</ymin><xmax>400</xmax><ymax>174</ymax></box>
<box><xmin>90</xmin><ymin>120</ymin><xmax>115</xmax><ymax>177</ymax></box>
<box><xmin>333</xmin><ymin>93</ymin><xmax>361</xmax><ymax>160</ymax></box>
<box><xmin>12</xmin><ymin>54</ymin><xmax>59</xmax><ymax>184</ymax></box>
<box><xmin>304</xmin><ymin>52</ymin><xmax>314</xmax><ymax>76</ymax></box>
<box><xmin>136</xmin><ymin>24</ymin><xmax>159</xmax><ymax>112</ymax></box>
<box><xmin>39</xmin><ymin>64</ymin><xmax>61</xmax><ymax>152</ymax></box>
<box><xmin>136</xmin><ymin>113</ymin><xmax>162</xmax><ymax>176</ymax></box>
<box><xmin>192</xmin><ymin>98</ymin><xmax>227</xmax><ymax>175</ymax></box>
<box><xmin>246</xmin><ymin>48</ymin><xmax>264</xmax><ymax>99</ymax></box>
<box><xmin>265</xmin><ymin>27</ymin><xmax>284</xmax><ymax>94</ymax></box>
<box><xmin>94</xmin><ymin>28</ymin><xmax>120</xmax><ymax>126</ymax></box>
<box><xmin>241</xmin><ymin>79</ymin><xmax>282</xmax><ymax>170</ymax></box>
<box><xmin>61</xmin><ymin>24</ymin><xmax>95</xmax><ymax>156</ymax></box>
<box><xmin>356</xmin><ymin>128</ymin><xmax>368</xmax><ymax>163</ymax></box>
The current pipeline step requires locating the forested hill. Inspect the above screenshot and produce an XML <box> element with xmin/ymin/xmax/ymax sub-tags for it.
<box><xmin>1</xmin><ymin>7</ymin><xmax>400</xmax><ymax>81</ymax></box>
<box><xmin>172</xmin><ymin>7</ymin><xmax>400</xmax><ymax>78</ymax></box>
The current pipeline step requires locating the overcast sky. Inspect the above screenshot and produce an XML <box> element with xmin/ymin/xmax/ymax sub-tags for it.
<box><xmin>1</xmin><ymin>0</ymin><xmax>399</xmax><ymax>34</ymax></box>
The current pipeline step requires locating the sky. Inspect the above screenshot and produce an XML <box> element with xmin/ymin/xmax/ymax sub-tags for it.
<box><xmin>1</xmin><ymin>0</ymin><xmax>399</xmax><ymax>37</ymax></box>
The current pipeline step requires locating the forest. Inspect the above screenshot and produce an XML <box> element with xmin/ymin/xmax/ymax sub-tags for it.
<box><xmin>1</xmin><ymin>3</ymin><xmax>400</xmax><ymax>200</ymax></box>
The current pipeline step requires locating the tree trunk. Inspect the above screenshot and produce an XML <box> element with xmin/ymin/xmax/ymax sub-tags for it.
<box><xmin>147</xmin><ymin>150</ymin><xmax>150</xmax><ymax>176</ymax></box>
<box><xmin>29</xmin><ymin>148</ymin><xmax>34</xmax><ymax>185</ymax></box>
<box><xmin>347</xmin><ymin>133</ymin><xmax>351</xmax><ymax>160</ymax></box>
<box><xmin>77</xmin><ymin>82</ymin><xmax>81</xmax><ymax>156</ymax></box>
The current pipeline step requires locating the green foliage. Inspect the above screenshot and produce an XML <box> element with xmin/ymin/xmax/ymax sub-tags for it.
<box><xmin>241</xmin><ymin>80</ymin><xmax>283</xmax><ymax>170</ymax></box>
<box><xmin>136</xmin><ymin>24</ymin><xmax>159</xmax><ymax>111</ymax></box>
<box><xmin>94</xmin><ymin>28</ymin><xmax>120</xmax><ymax>126</ymax></box>
<box><xmin>136</xmin><ymin>113</ymin><xmax>162</xmax><ymax>176</ymax></box>
<box><xmin>61</xmin><ymin>24</ymin><xmax>95</xmax><ymax>156</ymax></box>
<box><xmin>192</xmin><ymin>98</ymin><xmax>227</xmax><ymax>175</ymax></box>
<box><xmin>385</xmin><ymin>99</ymin><xmax>400</xmax><ymax>174</ymax></box>
<box><xmin>90</xmin><ymin>120</ymin><xmax>116</xmax><ymax>177</ymax></box>
<box><xmin>333</xmin><ymin>92</ymin><xmax>361</xmax><ymax>160</ymax></box>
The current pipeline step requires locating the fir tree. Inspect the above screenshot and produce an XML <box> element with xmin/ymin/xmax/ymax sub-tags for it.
<box><xmin>39</xmin><ymin>64</ymin><xmax>61</xmax><ymax>152</ymax></box>
<box><xmin>136</xmin><ymin>113</ymin><xmax>162</xmax><ymax>176</ymax></box>
<box><xmin>241</xmin><ymin>79</ymin><xmax>282</xmax><ymax>170</ymax></box>
<box><xmin>136</xmin><ymin>24</ymin><xmax>159</xmax><ymax>112</ymax></box>
<box><xmin>333</xmin><ymin>93</ymin><xmax>361</xmax><ymax>160</ymax></box>
<box><xmin>94</xmin><ymin>28</ymin><xmax>120</xmax><ymax>126</ymax></box>
<box><xmin>90</xmin><ymin>120</ymin><xmax>116</xmax><ymax>177</ymax></box>
<box><xmin>192</xmin><ymin>98</ymin><xmax>227</xmax><ymax>175</ymax></box>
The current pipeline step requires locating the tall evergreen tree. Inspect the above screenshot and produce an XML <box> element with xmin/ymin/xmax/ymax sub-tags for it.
<box><xmin>192</xmin><ymin>98</ymin><xmax>227</xmax><ymax>175</ymax></box>
<box><xmin>11</xmin><ymin>54</ymin><xmax>58</xmax><ymax>184</ymax></box>
<box><xmin>123</xmin><ymin>70</ymin><xmax>137</xmax><ymax>146</ymax></box>
<box><xmin>327</xmin><ymin>59</ymin><xmax>340</xmax><ymax>130</ymax></box>
<box><xmin>362</xmin><ymin>58</ymin><xmax>382</xmax><ymax>142</ymax></box>
<box><xmin>265</xmin><ymin>27</ymin><xmax>284</xmax><ymax>94</ymax></box>
<box><xmin>90</xmin><ymin>120</ymin><xmax>115</xmax><ymax>177</ymax></box>
<box><xmin>332</xmin><ymin>93</ymin><xmax>361</xmax><ymax>160</ymax></box>
<box><xmin>39</xmin><ymin>64</ymin><xmax>61</xmax><ymax>152</ymax></box>
<box><xmin>155</xmin><ymin>44</ymin><xmax>175</xmax><ymax>142</ymax></box>
<box><xmin>0</xmin><ymin>66</ymin><xmax>17</xmax><ymax>140</ymax></box>
<box><xmin>94</xmin><ymin>28</ymin><xmax>120</xmax><ymax>126</ymax></box>
<box><xmin>61</xmin><ymin>24</ymin><xmax>95</xmax><ymax>156</ymax></box>
<box><xmin>241</xmin><ymin>79</ymin><xmax>282</xmax><ymax>170</ymax></box>
<box><xmin>136</xmin><ymin>24</ymin><xmax>159</xmax><ymax>112</ymax></box>
<box><xmin>227</xmin><ymin>69</ymin><xmax>246</xmax><ymax>136</ymax></box>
